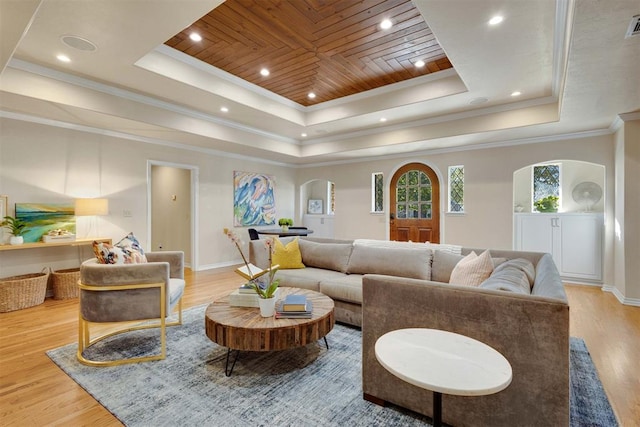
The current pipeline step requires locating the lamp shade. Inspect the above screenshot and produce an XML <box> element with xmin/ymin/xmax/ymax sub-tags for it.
<box><xmin>75</xmin><ymin>198</ymin><xmax>109</xmax><ymax>216</ymax></box>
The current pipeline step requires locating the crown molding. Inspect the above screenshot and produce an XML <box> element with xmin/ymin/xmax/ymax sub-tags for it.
<box><xmin>0</xmin><ymin>110</ymin><xmax>292</xmax><ymax>168</ymax></box>
<box><xmin>1</xmin><ymin>108</ymin><xmax>613</xmax><ymax>170</ymax></box>
<box><xmin>302</xmin><ymin>95</ymin><xmax>557</xmax><ymax>145</ymax></box>
<box><xmin>552</xmin><ymin>0</ymin><xmax>574</xmax><ymax>98</ymax></box>
<box><xmin>8</xmin><ymin>58</ymin><xmax>298</xmax><ymax>145</ymax></box>
<box><xmin>297</xmin><ymin>127</ymin><xmax>613</xmax><ymax>168</ymax></box>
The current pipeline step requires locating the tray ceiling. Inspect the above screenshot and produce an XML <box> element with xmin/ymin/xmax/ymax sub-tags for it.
<box><xmin>164</xmin><ymin>0</ymin><xmax>452</xmax><ymax>106</ymax></box>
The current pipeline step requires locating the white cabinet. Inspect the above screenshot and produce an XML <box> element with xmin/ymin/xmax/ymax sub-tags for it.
<box><xmin>514</xmin><ymin>213</ymin><xmax>603</xmax><ymax>282</ymax></box>
<box><xmin>303</xmin><ymin>215</ymin><xmax>334</xmax><ymax>239</ymax></box>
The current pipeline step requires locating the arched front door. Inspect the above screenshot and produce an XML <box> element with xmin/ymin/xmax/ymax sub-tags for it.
<box><xmin>390</xmin><ymin>163</ymin><xmax>440</xmax><ymax>243</ymax></box>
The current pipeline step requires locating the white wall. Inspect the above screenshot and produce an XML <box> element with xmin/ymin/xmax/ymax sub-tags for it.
<box><xmin>297</xmin><ymin>134</ymin><xmax>615</xmax><ymax>284</ymax></box>
<box><xmin>615</xmin><ymin>118</ymin><xmax>640</xmax><ymax>301</ymax></box>
<box><xmin>2</xmin><ymin>117</ymin><xmax>632</xmax><ymax>302</ymax></box>
<box><xmin>0</xmin><ymin>118</ymin><xmax>296</xmax><ymax>276</ymax></box>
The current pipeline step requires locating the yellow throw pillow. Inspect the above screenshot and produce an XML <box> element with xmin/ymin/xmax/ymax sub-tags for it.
<box><xmin>272</xmin><ymin>237</ymin><xmax>305</xmax><ymax>269</ymax></box>
<box><xmin>449</xmin><ymin>249</ymin><xmax>494</xmax><ymax>286</ymax></box>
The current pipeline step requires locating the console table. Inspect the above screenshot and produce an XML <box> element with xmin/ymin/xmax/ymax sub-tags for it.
<box><xmin>0</xmin><ymin>238</ymin><xmax>110</xmax><ymax>252</ymax></box>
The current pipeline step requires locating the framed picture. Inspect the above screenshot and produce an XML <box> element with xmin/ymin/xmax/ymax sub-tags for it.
<box><xmin>308</xmin><ymin>199</ymin><xmax>323</xmax><ymax>214</ymax></box>
<box><xmin>0</xmin><ymin>195</ymin><xmax>7</xmax><ymax>218</ymax></box>
<box><xmin>233</xmin><ymin>171</ymin><xmax>276</xmax><ymax>226</ymax></box>
<box><xmin>0</xmin><ymin>195</ymin><xmax>7</xmax><ymax>243</ymax></box>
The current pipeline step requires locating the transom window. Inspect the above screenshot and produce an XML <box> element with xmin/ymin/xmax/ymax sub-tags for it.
<box><xmin>396</xmin><ymin>169</ymin><xmax>432</xmax><ymax>219</ymax></box>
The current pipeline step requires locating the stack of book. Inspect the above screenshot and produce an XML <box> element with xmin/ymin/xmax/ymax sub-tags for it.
<box><xmin>275</xmin><ymin>294</ymin><xmax>313</xmax><ymax>319</ymax></box>
<box><xmin>229</xmin><ymin>263</ymin><xmax>279</xmax><ymax>308</ymax></box>
<box><xmin>229</xmin><ymin>284</ymin><xmax>279</xmax><ymax>308</ymax></box>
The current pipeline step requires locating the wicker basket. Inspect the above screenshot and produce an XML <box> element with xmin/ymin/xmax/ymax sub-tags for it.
<box><xmin>0</xmin><ymin>269</ymin><xmax>50</xmax><ymax>312</ymax></box>
<box><xmin>52</xmin><ymin>268</ymin><xmax>81</xmax><ymax>300</ymax></box>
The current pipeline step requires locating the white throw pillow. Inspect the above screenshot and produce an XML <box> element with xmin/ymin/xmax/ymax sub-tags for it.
<box><xmin>449</xmin><ymin>250</ymin><xmax>494</xmax><ymax>286</ymax></box>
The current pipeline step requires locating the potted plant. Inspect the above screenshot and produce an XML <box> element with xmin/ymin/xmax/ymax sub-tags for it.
<box><xmin>224</xmin><ymin>228</ymin><xmax>280</xmax><ymax>316</ymax></box>
<box><xmin>533</xmin><ymin>195</ymin><xmax>559</xmax><ymax>213</ymax></box>
<box><xmin>251</xmin><ymin>238</ymin><xmax>280</xmax><ymax>316</ymax></box>
<box><xmin>2</xmin><ymin>216</ymin><xmax>28</xmax><ymax>245</ymax></box>
<box><xmin>278</xmin><ymin>218</ymin><xmax>293</xmax><ymax>232</ymax></box>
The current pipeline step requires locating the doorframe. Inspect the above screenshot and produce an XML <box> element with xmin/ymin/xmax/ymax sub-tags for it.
<box><xmin>147</xmin><ymin>160</ymin><xmax>199</xmax><ymax>270</ymax></box>
<box><xmin>386</xmin><ymin>160</ymin><xmax>446</xmax><ymax>242</ymax></box>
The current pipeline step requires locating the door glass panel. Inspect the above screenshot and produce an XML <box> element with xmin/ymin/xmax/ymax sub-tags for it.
<box><xmin>408</xmin><ymin>171</ymin><xmax>419</xmax><ymax>185</ymax></box>
<box><xmin>397</xmin><ymin>187</ymin><xmax>406</xmax><ymax>202</ymax></box>
<box><xmin>396</xmin><ymin>169</ymin><xmax>433</xmax><ymax>221</ymax></box>
<box><xmin>421</xmin><ymin>203</ymin><xmax>432</xmax><ymax>219</ymax></box>
<box><xmin>420</xmin><ymin>186</ymin><xmax>431</xmax><ymax>202</ymax></box>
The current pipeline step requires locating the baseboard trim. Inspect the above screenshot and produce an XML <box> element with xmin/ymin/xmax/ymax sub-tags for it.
<box><xmin>601</xmin><ymin>285</ymin><xmax>640</xmax><ymax>307</ymax></box>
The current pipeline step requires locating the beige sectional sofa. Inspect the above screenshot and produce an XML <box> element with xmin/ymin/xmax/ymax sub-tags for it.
<box><xmin>248</xmin><ymin>236</ymin><xmax>569</xmax><ymax>426</ymax></box>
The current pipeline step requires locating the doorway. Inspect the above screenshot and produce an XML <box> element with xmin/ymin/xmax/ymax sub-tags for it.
<box><xmin>148</xmin><ymin>161</ymin><xmax>198</xmax><ymax>269</ymax></box>
<box><xmin>390</xmin><ymin>162</ymin><xmax>440</xmax><ymax>242</ymax></box>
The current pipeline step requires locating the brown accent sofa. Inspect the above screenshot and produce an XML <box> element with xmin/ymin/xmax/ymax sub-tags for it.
<box><xmin>249</xmin><ymin>237</ymin><xmax>569</xmax><ymax>426</ymax></box>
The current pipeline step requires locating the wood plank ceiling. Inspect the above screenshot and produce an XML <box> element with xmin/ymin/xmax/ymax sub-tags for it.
<box><xmin>165</xmin><ymin>0</ymin><xmax>452</xmax><ymax>106</ymax></box>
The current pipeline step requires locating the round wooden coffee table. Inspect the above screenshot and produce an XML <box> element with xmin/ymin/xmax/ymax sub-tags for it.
<box><xmin>205</xmin><ymin>287</ymin><xmax>334</xmax><ymax>375</ymax></box>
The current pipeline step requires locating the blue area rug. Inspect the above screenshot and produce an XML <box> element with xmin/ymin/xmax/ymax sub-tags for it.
<box><xmin>47</xmin><ymin>305</ymin><xmax>617</xmax><ymax>426</ymax></box>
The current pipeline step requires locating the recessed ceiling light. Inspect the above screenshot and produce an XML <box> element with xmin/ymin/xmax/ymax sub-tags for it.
<box><xmin>380</xmin><ymin>19</ymin><xmax>393</xmax><ymax>30</ymax></box>
<box><xmin>260</xmin><ymin>68</ymin><xmax>270</xmax><ymax>77</ymax></box>
<box><xmin>220</xmin><ymin>106</ymin><xmax>229</xmax><ymax>112</ymax></box>
<box><xmin>379</xmin><ymin>117</ymin><xmax>387</xmax><ymax>122</ymax></box>
<box><xmin>415</xmin><ymin>60</ymin><xmax>425</xmax><ymax>68</ymax></box>
<box><xmin>189</xmin><ymin>32</ymin><xmax>202</xmax><ymax>42</ymax></box>
<box><xmin>56</xmin><ymin>54</ymin><xmax>71</xmax><ymax>63</ymax></box>
<box><xmin>489</xmin><ymin>16</ymin><xmax>504</xmax><ymax>25</ymax></box>
<box><xmin>308</xmin><ymin>92</ymin><xmax>316</xmax><ymax>99</ymax></box>
<box><xmin>301</xmin><ymin>133</ymin><xmax>307</xmax><ymax>137</ymax></box>
<box><xmin>511</xmin><ymin>91</ymin><xmax>521</xmax><ymax>97</ymax></box>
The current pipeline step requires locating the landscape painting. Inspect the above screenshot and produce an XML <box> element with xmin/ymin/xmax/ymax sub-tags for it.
<box><xmin>233</xmin><ymin>171</ymin><xmax>276</xmax><ymax>227</ymax></box>
<box><xmin>15</xmin><ymin>203</ymin><xmax>75</xmax><ymax>243</ymax></box>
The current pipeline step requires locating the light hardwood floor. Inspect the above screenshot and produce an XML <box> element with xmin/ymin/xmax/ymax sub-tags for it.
<box><xmin>0</xmin><ymin>268</ymin><xmax>638</xmax><ymax>426</ymax></box>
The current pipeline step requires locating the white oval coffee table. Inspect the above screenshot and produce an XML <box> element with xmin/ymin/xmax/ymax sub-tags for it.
<box><xmin>375</xmin><ymin>328</ymin><xmax>512</xmax><ymax>427</ymax></box>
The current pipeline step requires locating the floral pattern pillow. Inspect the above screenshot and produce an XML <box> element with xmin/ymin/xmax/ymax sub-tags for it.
<box><xmin>93</xmin><ymin>232</ymin><xmax>147</xmax><ymax>264</ymax></box>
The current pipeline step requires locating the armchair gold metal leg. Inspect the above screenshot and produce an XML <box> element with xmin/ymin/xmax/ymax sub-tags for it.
<box><xmin>76</xmin><ymin>282</ymin><xmax>184</xmax><ymax>367</ymax></box>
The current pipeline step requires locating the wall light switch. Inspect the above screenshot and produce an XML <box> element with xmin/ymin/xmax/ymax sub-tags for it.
<box><xmin>123</xmin><ymin>209</ymin><xmax>132</xmax><ymax>217</ymax></box>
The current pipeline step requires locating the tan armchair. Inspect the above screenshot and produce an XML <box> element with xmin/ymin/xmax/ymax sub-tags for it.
<box><xmin>77</xmin><ymin>251</ymin><xmax>185</xmax><ymax>366</ymax></box>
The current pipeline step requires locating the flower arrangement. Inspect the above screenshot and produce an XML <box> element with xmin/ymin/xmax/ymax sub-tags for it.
<box><xmin>251</xmin><ymin>238</ymin><xmax>279</xmax><ymax>299</ymax></box>
<box><xmin>278</xmin><ymin>218</ymin><xmax>293</xmax><ymax>227</ymax></box>
<box><xmin>223</xmin><ymin>227</ymin><xmax>251</xmax><ymax>272</ymax></box>
<box><xmin>223</xmin><ymin>228</ymin><xmax>279</xmax><ymax>299</ymax></box>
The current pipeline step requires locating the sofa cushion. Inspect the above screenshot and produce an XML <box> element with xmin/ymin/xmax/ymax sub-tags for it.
<box><xmin>272</xmin><ymin>238</ymin><xmax>305</xmax><ymax>269</ymax></box>
<box><xmin>449</xmin><ymin>250</ymin><xmax>494</xmax><ymax>286</ymax></box>
<box><xmin>276</xmin><ymin>267</ymin><xmax>347</xmax><ymax>292</ymax></box>
<box><xmin>479</xmin><ymin>266</ymin><xmax>530</xmax><ymax>294</ymax></box>
<box><xmin>431</xmin><ymin>250</ymin><xmax>465</xmax><ymax>283</ymax></box>
<box><xmin>347</xmin><ymin>241</ymin><xmax>432</xmax><ymax>280</ymax></box>
<box><xmin>497</xmin><ymin>258</ymin><xmax>536</xmax><ymax>287</ymax></box>
<box><xmin>92</xmin><ymin>232</ymin><xmax>147</xmax><ymax>264</ymax></box>
<box><xmin>319</xmin><ymin>274</ymin><xmax>364</xmax><ymax>304</ymax></box>
<box><xmin>298</xmin><ymin>239</ymin><xmax>353</xmax><ymax>273</ymax></box>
